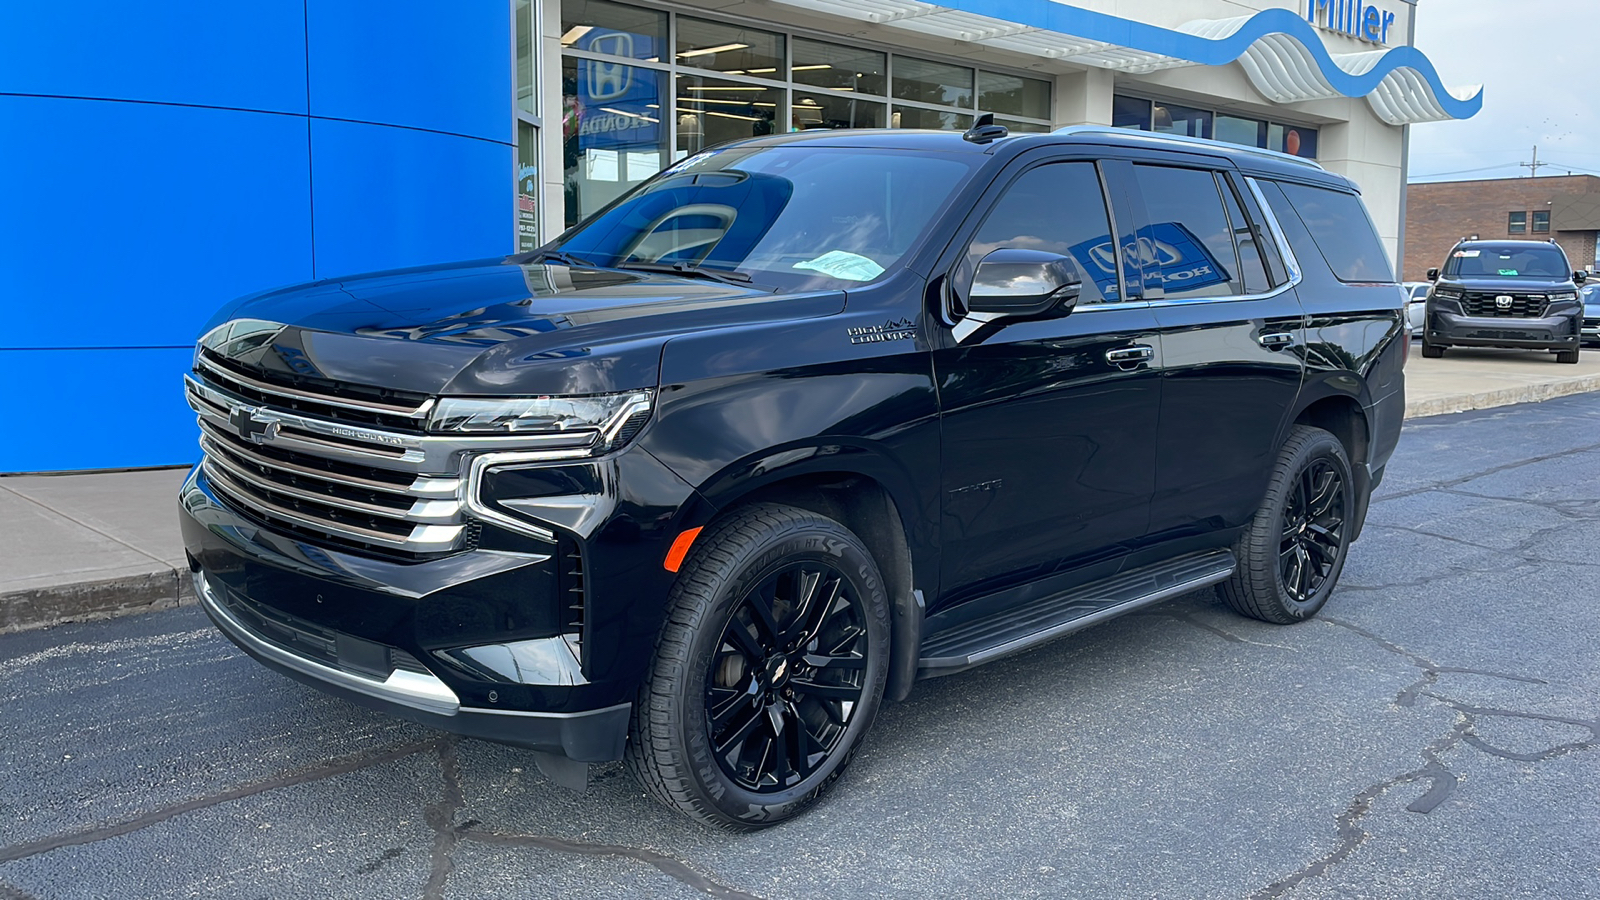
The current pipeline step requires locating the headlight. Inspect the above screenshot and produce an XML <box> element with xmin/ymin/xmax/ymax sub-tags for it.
<box><xmin>428</xmin><ymin>391</ymin><xmax>653</xmax><ymax>447</ymax></box>
<box><xmin>1548</xmin><ymin>292</ymin><xmax>1579</xmax><ymax>303</ymax></box>
<box><xmin>1432</xmin><ymin>288</ymin><xmax>1463</xmax><ymax>301</ymax></box>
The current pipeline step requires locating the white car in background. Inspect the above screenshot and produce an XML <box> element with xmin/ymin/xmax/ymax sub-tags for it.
<box><xmin>1403</xmin><ymin>282</ymin><xmax>1430</xmax><ymax>336</ymax></box>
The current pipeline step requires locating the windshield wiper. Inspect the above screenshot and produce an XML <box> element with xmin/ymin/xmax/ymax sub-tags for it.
<box><xmin>529</xmin><ymin>249</ymin><xmax>599</xmax><ymax>268</ymax></box>
<box><xmin>613</xmin><ymin>261</ymin><xmax>753</xmax><ymax>285</ymax></box>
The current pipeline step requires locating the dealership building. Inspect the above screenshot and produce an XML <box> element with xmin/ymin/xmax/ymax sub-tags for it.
<box><xmin>0</xmin><ymin>0</ymin><xmax>1478</xmax><ymax>472</ymax></box>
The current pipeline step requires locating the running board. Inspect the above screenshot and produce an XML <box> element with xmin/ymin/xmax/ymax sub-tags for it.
<box><xmin>916</xmin><ymin>550</ymin><xmax>1237</xmax><ymax>679</ymax></box>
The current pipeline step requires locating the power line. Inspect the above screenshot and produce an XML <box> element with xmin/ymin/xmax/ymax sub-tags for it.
<box><xmin>1521</xmin><ymin>145</ymin><xmax>1549</xmax><ymax>177</ymax></box>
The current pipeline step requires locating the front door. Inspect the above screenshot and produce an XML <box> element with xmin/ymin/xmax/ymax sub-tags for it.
<box><xmin>933</xmin><ymin>158</ymin><xmax>1163</xmax><ymax>610</ymax></box>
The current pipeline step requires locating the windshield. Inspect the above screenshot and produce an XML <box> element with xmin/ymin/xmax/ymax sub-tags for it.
<box><xmin>548</xmin><ymin>146</ymin><xmax>980</xmax><ymax>290</ymax></box>
<box><xmin>1443</xmin><ymin>245</ymin><xmax>1570</xmax><ymax>280</ymax></box>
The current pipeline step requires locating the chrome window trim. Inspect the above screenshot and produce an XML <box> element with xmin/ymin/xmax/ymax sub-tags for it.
<box><xmin>195</xmin><ymin>571</ymin><xmax>461</xmax><ymax>716</ymax></box>
<box><xmin>197</xmin><ymin>354</ymin><xmax>435</xmax><ymax>419</ymax></box>
<box><xmin>1245</xmin><ymin>176</ymin><xmax>1304</xmax><ymax>284</ymax></box>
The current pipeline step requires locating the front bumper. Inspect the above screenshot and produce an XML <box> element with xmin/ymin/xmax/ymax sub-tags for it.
<box><xmin>1582</xmin><ymin>315</ymin><xmax>1599</xmax><ymax>345</ymax></box>
<box><xmin>1426</xmin><ymin>310</ymin><xmax>1580</xmax><ymax>349</ymax></box>
<box><xmin>179</xmin><ymin>463</ymin><xmax>659</xmax><ymax>762</ymax></box>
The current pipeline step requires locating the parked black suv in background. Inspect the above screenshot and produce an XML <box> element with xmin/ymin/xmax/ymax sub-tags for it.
<box><xmin>180</xmin><ymin>124</ymin><xmax>1405</xmax><ymax>829</ymax></box>
<box><xmin>1420</xmin><ymin>240</ymin><xmax>1586</xmax><ymax>363</ymax></box>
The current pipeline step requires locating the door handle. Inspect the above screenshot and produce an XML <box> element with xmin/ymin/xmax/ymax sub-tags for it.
<box><xmin>1105</xmin><ymin>345</ymin><xmax>1154</xmax><ymax>367</ymax></box>
<box><xmin>1258</xmin><ymin>332</ymin><xmax>1296</xmax><ymax>350</ymax></box>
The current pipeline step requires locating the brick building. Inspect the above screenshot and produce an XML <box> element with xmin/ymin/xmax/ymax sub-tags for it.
<box><xmin>1404</xmin><ymin>175</ymin><xmax>1600</xmax><ymax>281</ymax></box>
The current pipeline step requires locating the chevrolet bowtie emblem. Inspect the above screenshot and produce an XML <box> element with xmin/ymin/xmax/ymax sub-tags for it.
<box><xmin>229</xmin><ymin>405</ymin><xmax>282</xmax><ymax>443</ymax></box>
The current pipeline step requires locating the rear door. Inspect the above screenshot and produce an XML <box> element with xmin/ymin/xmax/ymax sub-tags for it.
<box><xmin>931</xmin><ymin>153</ymin><xmax>1162</xmax><ymax>609</ymax></box>
<box><xmin>1107</xmin><ymin>160</ymin><xmax>1307</xmax><ymax>541</ymax></box>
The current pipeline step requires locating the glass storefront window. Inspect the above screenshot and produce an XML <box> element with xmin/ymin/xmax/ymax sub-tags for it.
<box><xmin>561</xmin><ymin>0</ymin><xmax>667</xmax><ymax>61</ymax></box>
<box><xmin>793</xmin><ymin>38</ymin><xmax>886</xmax><ymax>96</ymax></box>
<box><xmin>675</xmin><ymin>73</ymin><xmax>783</xmax><ymax>154</ymax></box>
<box><xmin>794</xmin><ymin>90</ymin><xmax>885</xmax><ymax>130</ymax></box>
<box><xmin>892</xmin><ymin>57</ymin><xmax>973</xmax><ymax>109</ymax></box>
<box><xmin>995</xmin><ymin>117</ymin><xmax>1049</xmax><ymax>134</ymax></box>
<box><xmin>1112</xmin><ymin>95</ymin><xmax>1151</xmax><ymax>130</ymax></box>
<box><xmin>1266</xmin><ymin>122</ymin><xmax>1318</xmax><ymax>158</ymax></box>
<box><xmin>517</xmin><ymin>120</ymin><xmax>540</xmax><ymax>252</ymax></box>
<box><xmin>676</xmin><ymin>17</ymin><xmax>784</xmax><ymax>77</ymax></box>
<box><xmin>1215</xmin><ymin>113</ymin><xmax>1266</xmax><ymax>148</ymax></box>
<box><xmin>891</xmin><ymin>106</ymin><xmax>972</xmax><ymax>131</ymax></box>
<box><xmin>562</xmin><ymin>57</ymin><xmax>667</xmax><ymax>228</ymax></box>
<box><xmin>1152</xmin><ymin>101</ymin><xmax>1211</xmax><ymax>139</ymax></box>
<box><xmin>977</xmin><ymin>71</ymin><xmax>1050</xmax><ymax>120</ymax></box>
<box><xmin>516</xmin><ymin>0</ymin><xmax>537</xmax><ymax>115</ymax></box>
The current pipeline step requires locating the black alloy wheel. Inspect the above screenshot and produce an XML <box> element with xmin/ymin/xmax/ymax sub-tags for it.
<box><xmin>1220</xmin><ymin>425</ymin><xmax>1355</xmax><ymax>624</ymax></box>
<box><xmin>705</xmin><ymin>561</ymin><xmax>870</xmax><ymax>793</ymax></box>
<box><xmin>1278</xmin><ymin>459</ymin><xmax>1346</xmax><ymax>603</ymax></box>
<box><xmin>627</xmin><ymin>503</ymin><xmax>890</xmax><ymax>830</ymax></box>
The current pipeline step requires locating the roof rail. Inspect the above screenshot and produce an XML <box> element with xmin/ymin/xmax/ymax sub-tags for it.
<box><xmin>1051</xmin><ymin>125</ymin><xmax>1325</xmax><ymax>171</ymax></box>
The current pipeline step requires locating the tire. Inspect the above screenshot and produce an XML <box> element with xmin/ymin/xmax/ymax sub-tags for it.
<box><xmin>1219</xmin><ymin>426</ymin><xmax>1355</xmax><ymax>624</ymax></box>
<box><xmin>1556</xmin><ymin>348</ymin><xmax>1580</xmax><ymax>364</ymax></box>
<box><xmin>626</xmin><ymin>503</ymin><xmax>892</xmax><ymax>830</ymax></box>
<box><xmin>1420</xmin><ymin>339</ymin><xmax>1445</xmax><ymax>359</ymax></box>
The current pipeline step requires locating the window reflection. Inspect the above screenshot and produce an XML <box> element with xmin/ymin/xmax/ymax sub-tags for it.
<box><xmin>562</xmin><ymin>58</ymin><xmax>667</xmax><ymax>228</ymax></box>
<box><xmin>674</xmin><ymin>74</ymin><xmax>782</xmax><ymax>155</ymax></box>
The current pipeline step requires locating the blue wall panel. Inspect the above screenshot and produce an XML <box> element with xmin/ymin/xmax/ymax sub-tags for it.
<box><xmin>0</xmin><ymin>2</ymin><xmax>306</xmax><ymax>114</ymax></box>
<box><xmin>0</xmin><ymin>96</ymin><xmax>316</xmax><ymax>350</ymax></box>
<box><xmin>0</xmin><ymin>348</ymin><xmax>198</xmax><ymax>472</ymax></box>
<box><xmin>309</xmin><ymin>118</ymin><xmax>511</xmax><ymax>279</ymax></box>
<box><xmin>308</xmin><ymin>0</ymin><xmax>511</xmax><ymax>143</ymax></box>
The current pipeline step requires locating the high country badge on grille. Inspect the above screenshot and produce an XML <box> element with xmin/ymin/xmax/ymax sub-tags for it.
<box><xmin>228</xmin><ymin>404</ymin><xmax>281</xmax><ymax>443</ymax></box>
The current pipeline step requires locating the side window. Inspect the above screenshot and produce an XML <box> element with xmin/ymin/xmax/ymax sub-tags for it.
<box><xmin>1217</xmin><ymin>175</ymin><xmax>1271</xmax><ymax>294</ymax></box>
<box><xmin>1129</xmin><ymin>164</ymin><xmax>1242</xmax><ymax>299</ymax></box>
<box><xmin>1274</xmin><ymin>182</ymin><xmax>1395</xmax><ymax>283</ymax></box>
<box><xmin>966</xmin><ymin>162</ymin><xmax>1118</xmax><ymax>304</ymax></box>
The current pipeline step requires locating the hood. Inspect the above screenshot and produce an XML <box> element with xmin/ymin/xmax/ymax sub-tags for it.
<box><xmin>200</xmin><ymin>258</ymin><xmax>845</xmax><ymax>396</ymax></box>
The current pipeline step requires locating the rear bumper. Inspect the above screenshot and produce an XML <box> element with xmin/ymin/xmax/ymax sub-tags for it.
<box><xmin>1426</xmin><ymin>310</ymin><xmax>1580</xmax><ymax>349</ymax></box>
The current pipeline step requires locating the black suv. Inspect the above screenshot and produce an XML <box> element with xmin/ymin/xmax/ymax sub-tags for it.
<box><xmin>179</xmin><ymin>125</ymin><xmax>1405</xmax><ymax>829</ymax></box>
<box><xmin>1420</xmin><ymin>240</ymin><xmax>1586</xmax><ymax>363</ymax></box>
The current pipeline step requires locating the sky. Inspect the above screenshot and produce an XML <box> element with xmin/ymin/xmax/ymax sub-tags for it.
<box><xmin>1407</xmin><ymin>0</ymin><xmax>1599</xmax><ymax>182</ymax></box>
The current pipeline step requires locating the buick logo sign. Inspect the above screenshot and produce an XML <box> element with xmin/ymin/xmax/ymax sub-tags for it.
<box><xmin>229</xmin><ymin>405</ymin><xmax>281</xmax><ymax>444</ymax></box>
<box><xmin>1495</xmin><ymin>294</ymin><xmax>1514</xmax><ymax>309</ymax></box>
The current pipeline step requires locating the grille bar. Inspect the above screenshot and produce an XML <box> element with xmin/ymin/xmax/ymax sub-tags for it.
<box><xmin>201</xmin><ymin>439</ymin><xmax>461</xmax><ymax>524</ymax></box>
<box><xmin>198</xmin><ymin>352</ymin><xmax>434</xmax><ymax>419</ymax></box>
<box><xmin>196</xmin><ymin>418</ymin><xmax>458</xmax><ymax>499</ymax></box>
<box><xmin>1459</xmin><ymin>293</ymin><xmax>1549</xmax><ymax>318</ymax></box>
<box><xmin>202</xmin><ymin>460</ymin><xmax>463</xmax><ymax>551</ymax></box>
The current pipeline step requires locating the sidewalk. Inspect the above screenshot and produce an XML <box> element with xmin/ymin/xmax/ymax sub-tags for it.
<box><xmin>6</xmin><ymin>344</ymin><xmax>1600</xmax><ymax>633</ymax></box>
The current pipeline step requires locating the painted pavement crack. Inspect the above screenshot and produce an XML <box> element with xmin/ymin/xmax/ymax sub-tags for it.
<box><xmin>0</xmin><ymin>739</ymin><xmax>440</xmax><ymax>865</ymax></box>
<box><xmin>1248</xmin><ymin>617</ymin><xmax>1599</xmax><ymax>898</ymax></box>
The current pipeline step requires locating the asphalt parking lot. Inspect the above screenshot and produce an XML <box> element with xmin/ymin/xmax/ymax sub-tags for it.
<box><xmin>4</xmin><ymin>393</ymin><xmax>1599</xmax><ymax>900</ymax></box>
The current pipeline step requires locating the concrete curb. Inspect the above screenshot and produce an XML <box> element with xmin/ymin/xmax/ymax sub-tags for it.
<box><xmin>0</xmin><ymin>565</ymin><xmax>194</xmax><ymax>635</ymax></box>
<box><xmin>1405</xmin><ymin>372</ymin><xmax>1600</xmax><ymax>418</ymax></box>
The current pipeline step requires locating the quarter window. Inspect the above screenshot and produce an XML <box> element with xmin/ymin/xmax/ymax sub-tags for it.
<box><xmin>1273</xmin><ymin>182</ymin><xmax>1394</xmax><ymax>283</ymax></box>
<box><xmin>1218</xmin><ymin>175</ymin><xmax>1271</xmax><ymax>294</ymax></box>
<box><xmin>966</xmin><ymin>162</ymin><xmax>1119</xmax><ymax>304</ymax></box>
<box><xmin>1508</xmin><ymin>211</ymin><xmax>1527</xmax><ymax>234</ymax></box>
<box><xmin>1128</xmin><ymin>165</ymin><xmax>1243</xmax><ymax>299</ymax></box>
<box><xmin>1532</xmin><ymin>211</ymin><xmax>1551</xmax><ymax>233</ymax></box>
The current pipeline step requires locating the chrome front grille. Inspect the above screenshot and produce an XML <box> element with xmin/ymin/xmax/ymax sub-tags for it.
<box><xmin>187</xmin><ymin>361</ymin><xmax>597</xmax><ymax>559</ymax></box>
<box><xmin>196</xmin><ymin>349</ymin><xmax>434</xmax><ymax>433</ymax></box>
<box><xmin>1460</xmin><ymin>293</ymin><xmax>1548</xmax><ymax>318</ymax></box>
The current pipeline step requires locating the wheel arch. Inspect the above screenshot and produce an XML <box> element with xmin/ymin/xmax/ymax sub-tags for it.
<box><xmin>698</xmin><ymin>460</ymin><xmax>927</xmax><ymax>704</ymax></box>
<box><xmin>1286</xmin><ymin>389</ymin><xmax>1374</xmax><ymax>539</ymax></box>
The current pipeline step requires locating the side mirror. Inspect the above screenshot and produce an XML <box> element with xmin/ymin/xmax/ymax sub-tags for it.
<box><xmin>968</xmin><ymin>249</ymin><xmax>1082</xmax><ymax>317</ymax></box>
<box><xmin>1574</xmin><ymin>270</ymin><xmax>1587</xmax><ymax>285</ymax></box>
<box><xmin>1426</xmin><ymin>268</ymin><xmax>1439</xmax><ymax>281</ymax></box>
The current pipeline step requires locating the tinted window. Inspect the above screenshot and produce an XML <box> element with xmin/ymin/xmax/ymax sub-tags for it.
<box><xmin>1275</xmin><ymin>182</ymin><xmax>1394</xmax><ymax>283</ymax></box>
<box><xmin>1129</xmin><ymin>165</ymin><xmax>1241</xmax><ymax>299</ymax></box>
<box><xmin>1218</xmin><ymin>176</ymin><xmax>1270</xmax><ymax>294</ymax></box>
<box><xmin>966</xmin><ymin>162</ymin><xmax>1118</xmax><ymax>304</ymax></box>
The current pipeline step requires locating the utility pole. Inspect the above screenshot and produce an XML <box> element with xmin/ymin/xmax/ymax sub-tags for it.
<box><xmin>1521</xmin><ymin>145</ymin><xmax>1547</xmax><ymax>177</ymax></box>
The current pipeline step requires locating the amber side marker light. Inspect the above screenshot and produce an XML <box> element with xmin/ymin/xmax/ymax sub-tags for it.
<box><xmin>663</xmin><ymin>527</ymin><xmax>703</xmax><ymax>573</ymax></box>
